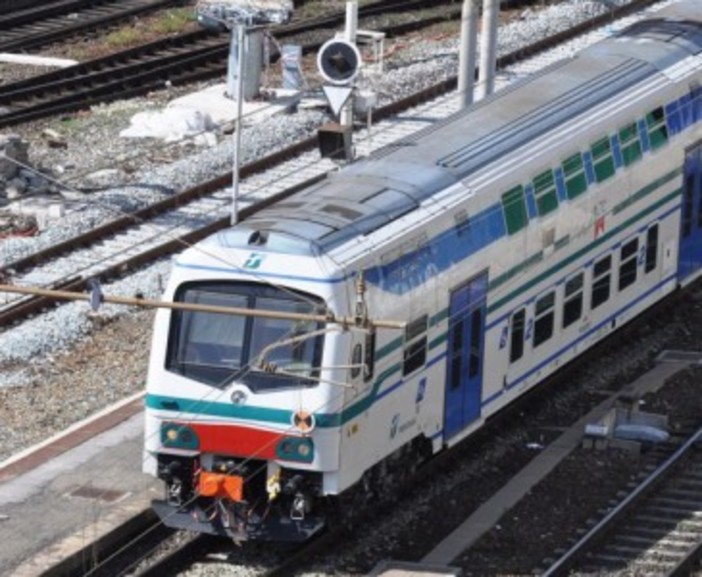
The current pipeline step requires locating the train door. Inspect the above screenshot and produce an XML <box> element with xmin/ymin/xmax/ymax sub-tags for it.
<box><xmin>679</xmin><ymin>143</ymin><xmax>702</xmax><ymax>281</ymax></box>
<box><xmin>444</xmin><ymin>273</ymin><xmax>487</xmax><ymax>440</ymax></box>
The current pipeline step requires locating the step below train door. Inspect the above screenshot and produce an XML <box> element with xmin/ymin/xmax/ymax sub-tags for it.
<box><xmin>679</xmin><ymin>142</ymin><xmax>702</xmax><ymax>282</ymax></box>
<box><xmin>444</xmin><ymin>272</ymin><xmax>487</xmax><ymax>440</ymax></box>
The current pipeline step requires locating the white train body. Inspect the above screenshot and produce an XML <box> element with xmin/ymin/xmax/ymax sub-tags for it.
<box><xmin>144</xmin><ymin>1</ymin><xmax>702</xmax><ymax>540</ymax></box>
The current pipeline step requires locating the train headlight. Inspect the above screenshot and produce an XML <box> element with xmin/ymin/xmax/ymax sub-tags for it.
<box><xmin>160</xmin><ymin>422</ymin><xmax>200</xmax><ymax>450</ymax></box>
<box><xmin>276</xmin><ymin>437</ymin><xmax>314</xmax><ymax>463</ymax></box>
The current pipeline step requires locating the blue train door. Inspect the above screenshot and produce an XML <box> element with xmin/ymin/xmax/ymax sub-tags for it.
<box><xmin>444</xmin><ymin>273</ymin><xmax>487</xmax><ymax>440</ymax></box>
<box><xmin>679</xmin><ymin>143</ymin><xmax>702</xmax><ymax>281</ymax></box>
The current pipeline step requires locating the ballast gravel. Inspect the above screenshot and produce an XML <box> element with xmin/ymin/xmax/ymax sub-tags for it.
<box><xmin>0</xmin><ymin>0</ymin><xmax>637</xmax><ymax>466</ymax></box>
<box><xmin>0</xmin><ymin>1</ymin><xmax>688</xmax><ymax>576</ymax></box>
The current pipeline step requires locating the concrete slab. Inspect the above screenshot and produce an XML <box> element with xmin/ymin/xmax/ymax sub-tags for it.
<box><xmin>0</xmin><ymin>53</ymin><xmax>77</xmax><ymax>68</ymax></box>
<box><xmin>0</xmin><ymin>409</ymin><xmax>158</xmax><ymax>576</ymax></box>
<box><xmin>421</xmin><ymin>356</ymin><xmax>695</xmax><ymax>566</ymax></box>
<box><xmin>167</xmin><ymin>83</ymin><xmax>301</xmax><ymax>127</ymax></box>
<box><xmin>7</xmin><ymin>196</ymin><xmax>65</xmax><ymax>230</ymax></box>
<box><xmin>369</xmin><ymin>560</ymin><xmax>462</xmax><ymax>576</ymax></box>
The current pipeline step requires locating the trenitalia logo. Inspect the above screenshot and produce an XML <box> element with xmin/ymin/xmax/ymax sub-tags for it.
<box><xmin>244</xmin><ymin>253</ymin><xmax>265</xmax><ymax>269</ymax></box>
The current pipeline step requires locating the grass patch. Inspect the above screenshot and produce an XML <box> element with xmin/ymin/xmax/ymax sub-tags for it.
<box><xmin>151</xmin><ymin>8</ymin><xmax>196</xmax><ymax>35</ymax></box>
<box><xmin>104</xmin><ymin>27</ymin><xmax>142</xmax><ymax>50</ymax></box>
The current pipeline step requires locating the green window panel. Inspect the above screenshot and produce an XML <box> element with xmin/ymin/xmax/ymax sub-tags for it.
<box><xmin>591</xmin><ymin>137</ymin><xmax>615</xmax><ymax>183</ymax></box>
<box><xmin>502</xmin><ymin>185</ymin><xmax>528</xmax><ymax>235</ymax></box>
<box><xmin>562</xmin><ymin>153</ymin><xmax>587</xmax><ymax>199</ymax></box>
<box><xmin>533</xmin><ymin>169</ymin><xmax>558</xmax><ymax>216</ymax></box>
<box><xmin>619</xmin><ymin>122</ymin><xmax>642</xmax><ymax>166</ymax></box>
<box><xmin>647</xmin><ymin>107</ymin><xmax>668</xmax><ymax>151</ymax></box>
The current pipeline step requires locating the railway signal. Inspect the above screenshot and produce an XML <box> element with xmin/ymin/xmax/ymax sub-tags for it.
<box><xmin>317</xmin><ymin>2</ymin><xmax>361</xmax><ymax>162</ymax></box>
<box><xmin>317</xmin><ymin>39</ymin><xmax>361</xmax><ymax>86</ymax></box>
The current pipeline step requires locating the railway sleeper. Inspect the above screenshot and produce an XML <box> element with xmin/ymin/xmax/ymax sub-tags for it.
<box><xmin>651</xmin><ymin>495</ymin><xmax>702</xmax><ymax>509</ymax></box>
<box><xmin>615</xmin><ymin>534</ymin><xmax>696</xmax><ymax>549</ymax></box>
<box><xmin>641</xmin><ymin>505</ymin><xmax>702</xmax><ymax>518</ymax></box>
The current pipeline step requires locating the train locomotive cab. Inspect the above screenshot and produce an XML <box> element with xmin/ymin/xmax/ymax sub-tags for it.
<box><xmin>143</xmin><ymin>228</ymin><xmax>349</xmax><ymax>541</ymax></box>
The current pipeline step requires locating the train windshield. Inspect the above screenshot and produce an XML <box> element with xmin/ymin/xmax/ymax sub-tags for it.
<box><xmin>166</xmin><ymin>282</ymin><xmax>325</xmax><ymax>391</ymax></box>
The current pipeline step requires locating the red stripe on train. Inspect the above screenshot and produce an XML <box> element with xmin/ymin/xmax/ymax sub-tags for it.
<box><xmin>189</xmin><ymin>422</ymin><xmax>282</xmax><ymax>459</ymax></box>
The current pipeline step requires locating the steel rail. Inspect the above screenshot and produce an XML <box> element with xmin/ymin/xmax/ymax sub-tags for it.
<box><xmin>0</xmin><ymin>0</ymin><xmax>526</xmax><ymax>127</ymax></box>
<box><xmin>0</xmin><ymin>0</ymin><xmax>663</xmax><ymax>127</ymax></box>
<box><xmin>543</xmin><ymin>426</ymin><xmax>702</xmax><ymax>577</ymax></box>
<box><xmin>0</xmin><ymin>0</ymin><xmax>69</xmax><ymax>16</ymax></box>
<box><xmin>0</xmin><ymin>0</ymin><xmax>187</xmax><ymax>53</ymax></box>
<box><xmin>0</xmin><ymin>0</ymin><xmax>157</xmax><ymax>30</ymax></box>
<box><xmin>0</xmin><ymin>0</ymin><xmax>668</xmax><ymax>328</ymax></box>
<box><xmin>0</xmin><ymin>0</ymin><xmax>448</xmax><ymax>56</ymax></box>
<box><xmin>12</xmin><ymin>4</ymin><xmax>689</xmax><ymax>573</ymax></box>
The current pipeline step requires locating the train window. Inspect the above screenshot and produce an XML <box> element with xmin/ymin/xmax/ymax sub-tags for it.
<box><xmin>351</xmin><ymin>344</ymin><xmax>363</xmax><ymax>379</ymax></box>
<box><xmin>403</xmin><ymin>337</ymin><xmax>427</xmax><ymax>376</ymax></box>
<box><xmin>562</xmin><ymin>153</ymin><xmax>587</xmax><ymax>199</ymax></box>
<box><xmin>534</xmin><ymin>292</ymin><xmax>555</xmax><ymax>347</ymax></box>
<box><xmin>405</xmin><ymin>315</ymin><xmax>428</xmax><ymax>341</ymax></box>
<box><xmin>167</xmin><ymin>283</ymin><xmax>325</xmax><ymax>391</ymax></box>
<box><xmin>403</xmin><ymin>315</ymin><xmax>427</xmax><ymax>376</ymax></box>
<box><xmin>590</xmin><ymin>137</ymin><xmax>615</xmax><ymax>183</ymax></box>
<box><xmin>646</xmin><ymin>107</ymin><xmax>668</xmax><ymax>150</ymax></box>
<box><xmin>683</xmin><ymin>174</ymin><xmax>694</xmax><ymax>238</ymax></box>
<box><xmin>502</xmin><ymin>185</ymin><xmax>528</xmax><ymax>234</ymax></box>
<box><xmin>619</xmin><ymin>123</ymin><xmax>642</xmax><ymax>167</ymax></box>
<box><xmin>469</xmin><ymin>308</ymin><xmax>482</xmax><ymax>377</ymax></box>
<box><xmin>533</xmin><ymin>170</ymin><xmax>558</xmax><ymax>217</ymax></box>
<box><xmin>364</xmin><ymin>331</ymin><xmax>376</xmax><ymax>382</ymax></box>
<box><xmin>450</xmin><ymin>320</ymin><xmax>463</xmax><ymax>389</ymax></box>
<box><xmin>619</xmin><ymin>238</ymin><xmax>639</xmax><ymax>291</ymax></box>
<box><xmin>510</xmin><ymin>309</ymin><xmax>525</xmax><ymax>363</ymax></box>
<box><xmin>645</xmin><ymin>224</ymin><xmax>658</xmax><ymax>274</ymax></box>
<box><xmin>563</xmin><ymin>272</ymin><xmax>583</xmax><ymax>329</ymax></box>
<box><xmin>591</xmin><ymin>255</ymin><xmax>612</xmax><ymax>309</ymax></box>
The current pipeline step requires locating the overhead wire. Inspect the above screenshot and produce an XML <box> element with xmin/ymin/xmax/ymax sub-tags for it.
<box><xmin>4</xmin><ymin>9</ymin><xmax>700</xmax><ymax>568</ymax></box>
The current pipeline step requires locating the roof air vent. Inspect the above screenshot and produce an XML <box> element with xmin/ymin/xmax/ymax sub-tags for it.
<box><xmin>248</xmin><ymin>230</ymin><xmax>268</xmax><ymax>246</ymax></box>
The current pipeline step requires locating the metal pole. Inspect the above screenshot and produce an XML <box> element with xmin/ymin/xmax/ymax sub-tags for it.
<box><xmin>458</xmin><ymin>0</ymin><xmax>478</xmax><ymax>108</ymax></box>
<box><xmin>0</xmin><ymin>283</ymin><xmax>406</xmax><ymax>330</ymax></box>
<box><xmin>340</xmin><ymin>1</ymin><xmax>358</xmax><ymax>128</ymax></box>
<box><xmin>231</xmin><ymin>23</ymin><xmax>246</xmax><ymax>225</ymax></box>
<box><xmin>477</xmin><ymin>0</ymin><xmax>499</xmax><ymax>101</ymax></box>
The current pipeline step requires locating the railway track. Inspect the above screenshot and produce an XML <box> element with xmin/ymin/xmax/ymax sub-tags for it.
<box><xmin>0</xmin><ymin>0</ymin><xmax>674</xmax><ymax>329</ymax></box>
<box><xmin>543</xmin><ymin>426</ymin><xmax>702</xmax><ymax>576</ymax></box>
<box><xmin>0</xmin><ymin>0</ymin><xmax>465</xmax><ymax>128</ymax></box>
<box><xmin>5</xmin><ymin>2</ymin><xmax>688</xmax><ymax>575</ymax></box>
<box><xmin>0</xmin><ymin>0</ymin><xmax>56</xmax><ymax>14</ymax></box>
<box><xmin>0</xmin><ymin>0</ymin><xmax>187</xmax><ymax>53</ymax></box>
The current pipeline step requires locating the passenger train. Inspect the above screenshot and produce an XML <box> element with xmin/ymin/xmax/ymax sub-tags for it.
<box><xmin>143</xmin><ymin>0</ymin><xmax>702</xmax><ymax>541</ymax></box>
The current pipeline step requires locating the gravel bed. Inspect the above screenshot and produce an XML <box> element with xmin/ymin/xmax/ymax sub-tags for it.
<box><xmin>143</xmin><ymin>295</ymin><xmax>702</xmax><ymax>577</ymax></box>
<box><xmin>0</xmin><ymin>3</ymin><xmax>677</xmax><ymax>576</ymax></box>
<box><xmin>0</xmin><ymin>0</ymin><xmax>634</xmax><ymax>465</ymax></box>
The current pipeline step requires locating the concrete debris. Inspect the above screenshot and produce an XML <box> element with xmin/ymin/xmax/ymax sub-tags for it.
<box><xmin>42</xmin><ymin>128</ymin><xmax>68</xmax><ymax>149</ymax></box>
<box><xmin>0</xmin><ymin>213</ymin><xmax>38</xmax><ymax>238</ymax></box>
<box><xmin>0</xmin><ymin>134</ymin><xmax>29</xmax><ymax>180</ymax></box>
<box><xmin>119</xmin><ymin>108</ymin><xmax>217</xmax><ymax>142</ymax></box>
<box><xmin>0</xmin><ymin>135</ymin><xmax>63</xmax><ymax>234</ymax></box>
<box><xmin>81</xmin><ymin>168</ymin><xmax>126</xmax><ymax>189</ymax></box>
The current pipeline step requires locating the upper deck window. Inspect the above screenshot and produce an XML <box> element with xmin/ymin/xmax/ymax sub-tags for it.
<box><xmin>502</xmin><ymin>185</ymin><xmax>528</xmax><ymax>234</ymax></box>
<box><xmin>166</xmin><ymin>282</ymin><xmax>325</xmax><ymax>391</ymax></box>
<box><xmin>619</xmin><ymin>122</ymin><xmax>642</xmax><ymax>167</ymax></box>
<box><xmin>562</xmin><ymin>153</ymin><xmax>587</xmax><ymax>199</ymax></box>
<box><xmin>646</xmin><ymin>106</ymin><xmax>668</xmax><ymax>151</ymax></box>
<box><xmin>591</xmin><ymin>137</ymin><xmax>615</xmax><ymax>183</ymax></box>
<box><xmin>533</xmin><ymin>170</ymin><xmax>558</xmax><ymax>217</ymax></box>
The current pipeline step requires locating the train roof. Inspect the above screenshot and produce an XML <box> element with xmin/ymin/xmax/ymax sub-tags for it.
<box><xmin>217</xmin><ymin>1</ymin><xmax>702</xmax><ymax>259</ymax></box>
